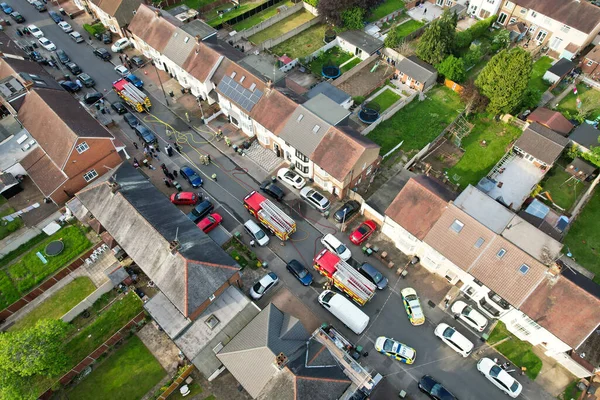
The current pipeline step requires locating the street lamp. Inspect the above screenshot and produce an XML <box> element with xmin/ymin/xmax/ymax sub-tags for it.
<box><xmin>152</xmin><ymin>60</ymin><xmax>169</xmax><ymax>106</ymax></box>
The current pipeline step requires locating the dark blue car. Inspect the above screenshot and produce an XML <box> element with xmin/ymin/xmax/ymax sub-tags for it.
<box><xmin>1</xmin><ymin>3</ymin><xmax>13</xmax><ymax>14</ymax></box>
<box><xmin>286</xmin><ymin>260</ymin><xmax>312</xmax><ymax>286</ymax></box>
<box><xmin>180</xmin><ymin>166</ymin><xmax>203</xmax><ymax>188</ymax></box>
<box><xmin>186</xmin><ymin>200</ymin><xmax>213</xmax><ymax>223</ymax></box>
<box><xmin>134</xmin><ymin>125</ymin><xmax>157</xmax><ymax>145</ymax></box>
<box><xmin>125</xmin><ymin>73</ymin><xmax>143</xmax><ymax>88</ymax></box>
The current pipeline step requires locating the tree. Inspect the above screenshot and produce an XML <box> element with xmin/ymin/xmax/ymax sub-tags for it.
<box><xmin>436</xmin><ymin>55</ymin><xmax>466</xmax><ymax>82</ymax></box>
<box><xmin>475</xmin><ymin>48</ymin><xmax>532</xmax><ymax>115</ymax></box>
<box><xmin>520</xmin><ymin>87</ymin><xmax>542</xmax><ymax>110</ymax></box>
<box><xmin>317</xmin><ymin>0</ymin><xmax>381</xmax><ymax>26</ymax></box>
<box><xmin>341</xmin><ymin>7</ymin><xmax>365</xmax><ymax>30</ymax></box>
<box><xmin>463</xmin><ymin>46</ymin><xmax>483</xmax><ymax>69</ymax></box>
<box><xmin>416</xmin><ymin>9</ymin><xmax>457</xmax><ymax>65</ymax></box>
<box><xmin>384</xmin><ymin>26</ymin><xmax>401</xmax><ymax>49</ymax></box>
<box><xmin>303</xmin><ymin>0</ymin><xmax>319</xmax><ymax>7</ymax></box>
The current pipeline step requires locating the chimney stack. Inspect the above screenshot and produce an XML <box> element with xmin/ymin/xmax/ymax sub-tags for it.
<box><xmin>154</xmin><ymin>9</ymin><xmax>162</xmax><ymax>17</ymax></box>
<box><xmin>169</xmin><ymin>239</ymin><xmax>181</xmax><ymax>255</ymax></box>
<box><xmin>108</xmin><ymin>180</ymin><xmax>120</xmax><ymax>194</ymax></box>
<box><xmin>195</xmin><ymin>34</ymin><xmax>202</xmax><ymax>44</ymax></box>
<box><xmin>275</xmin><ymin>352</ymin><xmax>288</xmax><ymax>369</ymax></box>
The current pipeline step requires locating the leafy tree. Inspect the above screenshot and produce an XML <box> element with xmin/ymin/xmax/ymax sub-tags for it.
<box><xmin>454</xmin><ymin>30</ymin><xmax>473</xmax><ymax>50</ymax></box>
<box><xmin>491</xmin><ymin>30</ymin><xmax>510</xmax><ymax>53</ymax></box>
<box><xmin>463</xmin><ymin>46</ymin><xmax>483</xmax><ymax>69</ymax></box>
<box><xmin>317</xmin><ymin>0</ymin><xmax>381</xmax><ymax>26</ymax></box>
<box><xmin>303</xmin><ymin>0</ymin><xmax>319</xmax><ymax>7</ymax></box>
<box><xmin>460</xmin><ymin>80</ymin><xmax>489</xmax><ymax>116</ymax></box>
<box><xmin>476</xmin><ymin>47</ymin><xmax>532</xmax><ymax>115</ymax></box>
<box><xmin>341</xmin><ymin>7</ymin><xmax>365</xmax><ymax>30</ymax></box>
<box><xmin>520</xmin><ymin>87</ymin><xmax>542</xmax><ymax>110</ymax></box>
<box><xmin>580</xmin><ymin>145</ymin><xmax>600</xmax><ymax>168</ymax></box>
<box><xmin>436</xmin><ymin>55</ymin><xmax>466</xmax><ymax>82</ymax></box>
<box><xmin>384</xmin><ymin>26</ymin><xmax>401</xmax><ymax>48</ymax></box>
<box><xmin>416</xmin><ymin>9</ymin><xmax>457</xmax><ymax>65</ymax></box>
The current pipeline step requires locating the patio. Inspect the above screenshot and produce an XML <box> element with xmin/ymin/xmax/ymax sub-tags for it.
<box><xmin>334</xmin><ymin>59</ymin><xmax>395</xmax><ymax>98</ymax></box>
<box><xmin>406</xmin><ymin>3</ymin><xmax>442</xmax><ymax>22</ymax></box>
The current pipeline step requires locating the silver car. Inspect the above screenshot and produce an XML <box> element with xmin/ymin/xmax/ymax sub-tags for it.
<box><xmin>300</xmin><ymin>187</ymin><xmax>330</xmax><ymax>212</ymax></box>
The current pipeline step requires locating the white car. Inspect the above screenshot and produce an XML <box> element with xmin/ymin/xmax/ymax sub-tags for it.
<box><xmin>114</xmin><ymin>65</ymin><xmax>129</xmax><ymax>76</ymax></box>
<box><xmin>277</xmin><ymin>168</ymin><xmax>306</xmax><ymax>190</ymax></box>
<box><xmin>27</xmin><ymin>24</ymin><xmax>44</xmax><ymax>38</ymax></box>
<box><xmin>300</xmin><ymin>187</ymin><xmax>330</xmax><ymax>212</ymax></box>
<box><xmin>70</xmin><ymin>31</ymin><xmax>84</xmax><ymax>43</ymax></box>
<box><xmin>477</xmin><ymin>358</ymin><xmax>523</xmax><ymax>398</ymax></box>
<box><xmin>58</xmin><ymin>21</ymin><xmax>73</xmax><ymax>33</ymax></box>
<box><xmin>434</xmin><ymin>323</ymin><xmax>474</xmax><ymax>357</ymax></box>
<box><xmin>111</xmin><ymin>38</ymin><xmax>131</xmax><ymax>53</ymax></box>
<box><xmin>451</xmin><ymin>300</ymin><xmax>488</xmax><ymax>332</ymax></box>
<box><xmin>321</xmin><ymin>234</ymin><xmax>351</xmax><ymax>261</ymax></box>
<box><xmin>249</xmin><ymin>272</ymin><xmax>279</xmax><ymax>300</ymax></box>
<box><xmin>38</xmin><ymin>37</ymin><xmax>56</xmax><ymax>51</ymax></box>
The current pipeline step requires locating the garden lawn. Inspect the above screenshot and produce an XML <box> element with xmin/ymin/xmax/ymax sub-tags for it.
<box><xmin>527</xmin><ymin>56</ymin><xmax>552</xmax><ymax>94</ymax></box>
<box><xmin>168</xmin><ymin>382</ymin><xmax>203</xmax><ymax>399</ymax></box>
<box><xmin>556</xmin><ymin>83</ymin><xmax>600</xmax><ymax>120</ymax></box>
<box><xmin>67</xmin><ymin>336</ymin><xmax>165</xmax><ymax>400</ymax></box>
<box><xmin>232</xmin><ymin>0</ymin><xmax>293</xmax><ymax>31</ymax></box>
<box><xmin>392</xmin><ymin>19</ymin><xmax>425</xmax><ymax>39</ymax></box>
<box><xmin>540</xmin><ymin>167</ymin><xmax>584</xmax><ymax>211</ymax></box>
<box><xmin>367</xmin><ymin>0</ymin><xmax>405</xmax><ymax>22</ymax></box>
<box><xmin>341</xmin><ymin>57</ymin><xmax>361</xmax><ymax>73</ymax></box>
<box><xmin>488</xmin><ymin>321</ymin><xmax>543</xmax><ymax>380</ymax></box>
<box><xmin>248</xmin><ymin>9</ymin><xmax>316</xmax><ymax>45</ymax></box>
<box><xmin>563</xmin><ymin>188</ymin><xmax>600</xmax><ymax>283</ymax></box>
<box><xmin>270</xmin><ymin>23</ymin><xmax>327</xmax><ymax>59</ymax></box>
<box><xmin>307</xmin><ymin>46</ymin><xmax>353</xmax><ymax>77</ymax></box>
<box><xmin>370</xmin><ymin>88</ymin><xmax>401</xmax><ymax>112</ymax></box>
<box><xmin>0</xmin><ymin>207</ymin><xmax>23</xmax><ymax>240</ymax></box>
<box><xmin>206</xmin><ymin>0</ymin><xmax>269</xmax><ymax>27</ymax></box>
<box><xmin>9</xmin><ymin>277</ymin><xmax>96</xmax><ymax>331</ymax></box>
<box><xmin>367</xmin><ymin>86</ymin><xmax>462</xmax><ymax>156</ymax></box>
<box><xmin>446</xmin><ymin>115</ymin><xmax>521</xmax><ymax>189</ymax></box>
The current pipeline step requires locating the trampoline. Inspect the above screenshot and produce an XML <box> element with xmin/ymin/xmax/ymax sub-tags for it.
<box><xmin>45</xmin><ymin>240</ymin><xmax>64</xmax><ymax>256</ymax></box>
<box><xmin>322</xmin><ymin>61</ymin><xmax>341</xmax><ymax>79</ymax></box>
<box><xmin>358</xmin><ymin>102</ymin><xmax>381</xmax><ymax>124</ymax></box>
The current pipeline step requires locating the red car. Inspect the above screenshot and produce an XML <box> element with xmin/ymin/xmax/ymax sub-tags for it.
<box><xmin>170</xmin><ymin>192</ymin><xmax>199</xmax><ymax>205</ymax></box>
<box><xmin>349</xmin><ymin>220</ymin><xmax>377</xmax><ymax>245</ymax></box>
<box><xmin>197</xmin><ymin>213</ymin><xmax>223</xmax><ymax>233</ymax></box>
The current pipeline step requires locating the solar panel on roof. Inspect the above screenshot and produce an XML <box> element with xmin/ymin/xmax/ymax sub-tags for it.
<box><xmin>217</xmin><ymin>75</ymin><xmax>263</xmax><ymax>112</ymax></box>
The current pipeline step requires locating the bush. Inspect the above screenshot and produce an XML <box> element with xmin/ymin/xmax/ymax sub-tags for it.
<box><xmin>454</xmin><ymin>30</ymin><xmax>472</xmax><ymax>50</ymax></box>
<box><xmin>304</xmin><ymin>0</ymin><xmax>318</xmax><ymax>6</ymax></box>
<box><xmin>353</xmin><ymin>96</ymin><xmax>365</xmax><ymax>105</ymax></box>
<box><xmin>463</xmin><ymin>46</ymin><xmax>483</xmax><ymax>69</ymax></box>
<box><xmin>520</xmin><ymin>87</ymin><xmax>542</xmax><ymax>110</ymax></box>
<box><xmin>469</xmin><ymin>16</ymin><xmax>495</xmax><ymax>38</ymax></box>
<box><xmin>436</xmin><ymin>55</ymin><xmax>466</xmax><ymax>82</ymax></box>
<box><xmin>83</xmin><ymin>23</ymin><xmax>105</xmax><ymax>36</ymax></box>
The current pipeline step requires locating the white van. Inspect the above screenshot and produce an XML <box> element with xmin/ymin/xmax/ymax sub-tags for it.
<box><xmin>244</xmin><ymin>220</ymin><xmax>269</xmax><ymax>246</ymax></box>
<box><xmin>318</xmin><ymin>290</ymin><xmax>369</xmax><ymax>334</ymax></box>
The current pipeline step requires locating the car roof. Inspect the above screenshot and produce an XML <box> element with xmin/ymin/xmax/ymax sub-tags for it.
<box><xmin>360</xmin><ymin>262</ymin><xmax>378</xmax><ymax>275</ymax></box>
<box><xmin>181</xmin><ymin>165</ymin><xmax>195</xmax><ymax>173</ymax></box>
<box><xmin>259</xmin><ymin>273</ymin><xmax>276</xmax><ymax>285</ymax></box>
<box><xmin>323</xmin><ymin>233</ymin><xmax>342</xmax><ymax>246</ymax></box>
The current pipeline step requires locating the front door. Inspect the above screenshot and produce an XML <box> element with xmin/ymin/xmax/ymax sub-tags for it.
<box><xmin>436</xmin><ymin>0</ymin><xmax>443</xmax><ymax>6</ymax></box>
<box><xmin>273</xmin><ymin>143</ymin><xmax>281</xmax><ymax>157</ymax></box>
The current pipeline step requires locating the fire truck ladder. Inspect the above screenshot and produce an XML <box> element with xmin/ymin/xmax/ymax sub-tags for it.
<box><xmin>334</xmin><ymin>261</ymin><xmax>376</xmax><ymax>303</ymax></box>
<box><xmin>258</xmin><ymin>199</ymin><xmax>296</xmax><ymax>235</ymax></box>
<box><xmin>121</xmin><ymin>84</ymin><xmax>150</xmax><ymax>109</ymax></box>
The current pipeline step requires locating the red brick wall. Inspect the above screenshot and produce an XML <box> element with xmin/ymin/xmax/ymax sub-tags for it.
<box><xmin>581</xmin><ymin>58</ymin><xmax>600</xmax><ymax>75</ymax></box>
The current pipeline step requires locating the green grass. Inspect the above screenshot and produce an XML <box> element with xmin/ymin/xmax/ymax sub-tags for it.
<box><xmin>206</xmin><ymin>0</ymin><xmax>270</xmax><ymax>27</ymax></box>
<box><xmin>341</xmin><ymin>57</ymin><xmax>361</xmax><ymax>73</ymax></box>
<box><xmin>67</xmin><ymin>336</ymin><xmax>165</xmax><ymax>400</ymax></box>
<box><xmin>392</xmin><ymin>19</ymin><xmax>425</xmax><ymax>40</ymax></box>
<box><xmin>0</xmin><ymin>232</ymin><xmax>47</xmax><ymax>268</ymax></box>
<box><xmin>370</xmin><ymin>88</ymin><xmax>401</xmax><ymax>112</ymax></box>
<box><xmin>367</xmin><ymin>0</ymin><xmax>405</xmax><ymax>22</ymax></box>
<box><xmin>307</xmin><ymin>46</ymin><xmax>353</xmax><ymax>77</ymax></box>
<box><xmin>9</xmin><ymin>277</ymin><xmax>96</xmax><ymax>331</ymax></box>
<box><xmin>167</xmin><ymin>382</ymin><xmax>203</xmax><ymax>399</ymax></box>
<box><xmin>248</xmin><ymin>9</ymin><xmax>316</xmax><ymax>45</ymax></box>
<box><xmin>228</xmin><ymin>249</ymin><xmax>248</xmax><ymax>269</ymax></box>
<box><xmin>166</xmin><ymin>0</ymin><xmax>218</xmax><ymax>9</ymax></box>
<box><xmin>563</xmin><ymin>188</ymin><xmax>600</xmax><ymax>283</ymax></box>
<box><xmin>488</xmin><ymin>321</ymin><xmax>543</xmax><ymax>380</ymax></box>
<box><xmin>447</xmin><ymin>115</ymin><xmax>522</xmax><ymax>189</ymax></box>
<box><xmin>0</xmin><ymin>207</ymin><xmax>23</xmax><ymax>240</ymax></box>
<box><xmin>556</xmin><ymin>83</ymin><xmax>600</xmax><ymax>120</ymax></box>
<box><xmin>527</xmin><ymin>56</ymin><xmax>553</xmax><ymax>94</ymax></box>
<box><xmin>559</xmin><ymin>380</ymin><xmax>583</xmax><ymax>400</ymax></box>
<box><xmin>204</xmin><ymin>396</ymin><xmax>216</xmax><ymax>400</ymax></box>
<box><xmin>270</xmin><ymin>23</ymin><xmax>327</xmax><ymax>59</ymax></box>
<box><xmin>232</xmin><ymin>0</ymin><xmax>294</xmax><ymax>31</ymax></box>
<box><xmin>540</xmin><ymin>167</ymin><xmax>584</xmax><ymax>211</ymax></box>
<box><xmin>367</xmin><ymin>86</ymin><xmax>462</xmax><ymax>156</ymax></box>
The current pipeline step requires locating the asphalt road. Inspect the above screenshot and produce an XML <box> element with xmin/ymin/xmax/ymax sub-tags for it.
<box><xmin>5</xmin><ymin>6</ymin><xmax>555</xmax><ymax>400</ymax></box>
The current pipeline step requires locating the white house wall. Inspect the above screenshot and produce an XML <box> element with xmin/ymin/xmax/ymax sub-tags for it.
<box><xmin>218</xmin><ymin>95</ymin><xmax>254</xmax><ymax>136</ymax></box>
<box><xmin>381</xmin><ymin>218</ymin><xmax>421</xmax><ymax>256</ymax></box>
<box><xmin>467</xmin><ymin>0</ymin><xmax>501</xmax><ymax>19</ymax></box>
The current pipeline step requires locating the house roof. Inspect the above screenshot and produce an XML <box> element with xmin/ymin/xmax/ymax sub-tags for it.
<box><xmin>217</xmin><ymin>303</ymin><xmax>310</xmax><ymax>398</ymax></box>
<box><xmin>182</xmin><ymin>42</ymin><xmax>224</xmax><ymax>83</ymax></box>
<box><xmin>310</xmin><ymin>126</ymin><xmax>379</xmax><ymax>182</ymax></box>
<box><xmin>397</xmin><ymin>56</ymin><xmax>437</xmax><ymax>83</ymax></box>
<box><xmin>514</xmin><ymin>122</ymin><xmax>569</xmax><ymax>165</ymax></box>
<box><xmin>501</xmin><ymin>215</ymin><xmax>562</xmax><ymax>263</ymax></box>
<box><xmin>75</xmin><ymin>163</ymin><xmax>240</xmax><ymax>318</ymax></box>
<box><xmin>526</xmin><ymin>108</ymin><xmax>573</xmax><ymax>136</ymax></box>
<box><xmin>250</xmin><ymin>88</ymin><xmax>298</xmax><ymax>136</ymax></box>
<box><xmin>163</xmin><ymin>21</ymin><xmax>217</xmax><ymax>67</ymax></box>
<box><xmin>338</xmin><ymin>30</ymin><xmax>383</xmax><ymax>55</ymax></box>
<box><xmin>306</xmin><ymin>82</ymin><xmax>351</xmax><ymax>105</ymax></box>
<box><xmin>91</xmin><ymin>0</ymin><xmax>141</xmax><ymax>25</ymax></box>
<box><xmin>19</xmin><ymin>147</ymin><xmax>67</xmax><ymax>196</ymax></box>
<box><xmin>0</xmin><ymin>31</ymin><xmax>26</xmax><ymax>58</ymax></box>
<box><xmin>180</xmin><ymin>19</ymin><xmax>216</xmax><ymax>39</ymax></box>
<box><xmin>520</xmin><ymin>272</ymin><xmax>600</xmax><ymax>348</ymax></box>
<box><xmin>585</xmin><ymin>45</ymin><xmax>600</xmax><ymax>64</ymax></box>
<box><xmin>512</xmin><ymin>0</ymin><xmax>600</xmax><ymax>34</ymax></box>
<box><xmin>238</xmin><ymin>53</ymin><xmax>286</xmax><ymax>84</ymax></box>
<box><xmin>546</xmin><ymin>58</ymin><xmax>575</xmax><ymax>78</ymax></box>
<box><xmin>0</xmin><ymin>57</ymin><xmax>63</xmax><ymax>92</ymax></box>
<box><xmin>280</xmin><ymin>106</ymin><xmax>331</xmax><ymax>158</ymax></box>
<box><xmin>128</xmin><ymin>5</ymin><xmax>182</xmax><ymax>52</ymax></box>
<box><xmin>385</xmin><ymin>176</ymin><xmax>455</xmax><ymax>240</ymax></box>
<box><xmin>216</xmin><ymin>63</ymin><xmax>265</xmax><ymax>114</ymax></box>
<box><xmin>569</xmin><ymin>123</ymin><xmax>600</xmax><ymax>149</ymax></box>
<box><xmin>454</xmin><ymin>185</ymin><xmax>513</xmax><ymax>234</ymax></box>
<box><xmin>566</xmin><ymin>157</ymin><xmax>597</xmax><ymax>179</ymax></box>
<box><xmin>302</xmin><ymin>94</ymin><xmax>349</xmax><ymax>126</ymax></box>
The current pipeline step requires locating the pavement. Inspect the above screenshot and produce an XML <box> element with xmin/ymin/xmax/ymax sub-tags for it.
<box><xmin>3</xmin><ymin>5</ymin><xmax>561</xmax><ymax>400</ymax></box>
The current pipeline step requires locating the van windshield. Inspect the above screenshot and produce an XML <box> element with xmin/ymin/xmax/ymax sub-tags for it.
<box><xmin>255</xmin><ymin>229</ymin><xmax>265</xmax><ymax>239</ymax></box>
<box><xmin>322</xmin><ymin>291</ymin><xmax>334</xmax><ymax>303</ymax></box>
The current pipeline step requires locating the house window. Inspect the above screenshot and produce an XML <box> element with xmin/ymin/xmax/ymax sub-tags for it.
<box><xmin>504</xmin><ymin>1</ymin><xmax>513</xmax><ymax>7</ymax></box>
<box><xmin>497</xmin><ymin>248</ymin><xmax>506</xmax><ymax>258</ymax></box>
<box><xmin>295</xmin><ymin>149</ymin><xmax>309</xmax><ymax>163</ymax></box>
<box><xmin>366</xmin><ymin>165</ymin><xmax>373</xmax><ymax>175</ymax></box>
<box><xmin>486</xmin><ymin>0</ymin><xmax>494</xmax><ymax>3</ymax></box>
<box><xmin>76</xmin><ymin>142</ymin><xmax>89</xmax><ymax>154</ymax></box>
<box><xmin>286</xmin><ymin>152</ymin><xmax>292</xmax><ymax>161</ymax></box>
<box><xmin>450</xmin><ymin>220</ymin><xmax>464</xmax><ymax>233</ymax></box>
<box><xmin>240</xmin><ymin>76</ymin><xmax>245</xmax><ymax>83</ymax></box>
<box><xmin>519</xmin><ymin>7</ymin><xmax>527</xmax><ymax>14</ymax></box>
<box><xmin>249</xmin><ymin>83</ymin><xmax>256</xmax><ymax>91</ymax></box>
<box><xmin>497</xmin><ymin>12</ymin><xmax>508</xmax><ymax>24</ymax></box>
<box><xmin>296</xmin><ymin>114</ymin><xmax>304</xmax><ymax>122</ymax></box>
<box><xmin>83</xmin><ymin>169</ymin><xmax>98</xmax><ymax>182</ymax></box>
<box><xmin>528</xmin><ymin>25</ymin><xmax>537</xmax><ymax>33</ymax></box>
<box><xmin>446</xmin><ymin>0</ymin><xmax>452</xmax><ymax>6</ymax></box>
<box><xmin>230</xmin><ymin>71</ymin><xmax>237</xmax><ymax>78</ymax></box>
<box><xmin>561</xmin><ymin>25</ymin><xmax>570</xmax><ymax>33</ymax></box>
<box><xmin>519</xmin><ymin>264</ymin><xmax>530</xmax><ymax>274</ymax></box>
<box><xmin>312</xmin><ymin>125</ymin><xmax>320</xmax><ymax>133</ymax></box>
<box><xmin>509</xmin><ymin>17</ymin><xmax>517</xmax><ymax>24</ymax></box>
<box><xmin>205</xmin><ymin>314</ymin><xmax>220</xmax><ymax>329</ymax></box>
<box><xmin>530</xmin><ymin>11</ymin><xmax>537</xmax><ymax>17</ymax></box>
<box><xmin>587</xmin><ymin>60</ymin><xmax>594</xmax><ymax>66</ymax></box>
<box><xmin>549</xmin><ymin>37</ymin><xmax>563</xmax><ymax>51</ymax></box>
<box><xmin>535</xmin><ymin>30</ymin><xmax>547</xmax><ymax>43</ymax></box>
<box><xmin>474</xmin><ymin>238</ymin><xmax>485</xmax><ymax>248</ymax></box>
<box><xmin>295</xmin><ymin>162</ymin><xmax>309</xmax><ymax>174</ymax></box>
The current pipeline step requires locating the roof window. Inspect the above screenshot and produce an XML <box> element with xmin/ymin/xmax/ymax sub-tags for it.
<box><xmin>474</xmin><ymin>238</ymin><xmax>484</xmax><ymax>248</ymax></box>
<box><xmin>312</xmin><ymin>125</ymin><xmax>320</xmax><ymax>133</ymax></box>
<box><xmin>450</xmin><ymin>219</ymin><xmax>464</xmax><ymax>233</ymax></box>
<box><xmin>249</xmin><ymin>83</ymin><xmax>256</xmax><ymax>91</ymax></box>
<box><xmin>240</xmin><ymin>76</ymin><xmax>245</xmax><ymax>83</ymax></box>
<box><xmin>230</xmin><ymin>71</ymin><xmax>237</xmax><ymax>79</ymax></box>
<box><xmin>519</xmin><ymin>264</ymin><xmax>530</xmax><ymax>274</ymax></box>
<box><xmin>297</xmin><ymin>114</ymin><xmax>304</xmax><ymax>122</ymax></box>
<box><xmin>497</xmin><ymin>248</ymin><xmax>506</xmax><ymax>258</ymax></box>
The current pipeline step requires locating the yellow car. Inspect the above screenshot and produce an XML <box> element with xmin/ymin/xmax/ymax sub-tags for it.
<box><xmin>401</xmin><ymin>287</ymin><xmax>425</xmax><ymax>326</ymax></box>
<box><xmin>375</xmin><ymin>336</ymin><xmax>416</xmax><ymax>364</ymax></box>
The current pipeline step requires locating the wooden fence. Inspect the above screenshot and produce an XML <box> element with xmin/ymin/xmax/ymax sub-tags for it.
<box><xmin>260</xmin><ymin>16</ymin><xmax>321</xmax><ymax>50</ymax></box>
<box><xmin>157</xmin><ymin>365</ymin><xmax>196</xmax><ymax>399</ymax></box>
<box><xmin>230</xmin><ymin>2</ymin><xmax>304</xmax><ymax>43</ymax></box>
<box><xmin>444</xmin><ymin>78</ymin><xmax>464</xmax><ymax>94</ymax></box>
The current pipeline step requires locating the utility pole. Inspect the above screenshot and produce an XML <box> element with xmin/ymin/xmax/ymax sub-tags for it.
<box><xmin>152</xmin><ymin>60</ymin><xmax>169</xmax><ymax>106</ymax></box>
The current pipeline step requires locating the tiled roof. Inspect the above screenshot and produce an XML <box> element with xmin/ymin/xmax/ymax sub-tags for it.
<box><xmin>216</xmin><ymin>63</ymin><xmax>265</xmax><ymax>113</ymax></box>
<box><xmin>514</xmin><ymin>122</ymin><xmax>569</xmax><ymax>165</ymax></box>
<box><xmin>526</xmin><ymin>108</ymin><xmax>573</xmax><ymax>136</ymax></box>
<box><xmin>250</xmin><ymin>88</ymin><xmax>298</xmax><ymax>136</ymax></box>
<box><xmin>585</xmin><ymin>46</ymin><xmax>600</xmax><ymax>64</ymax></box>
<box><xmin>280</xmin><ymin>106</ymin><xmax>330</xmax><ymax>158</ymax></box>
<box><xmin>128</xmin><ymin>5</ymin><xmax>182</xmax><ymax>52</ymax></box>
<box><xmin>512</xmin><ymin>0</ymin><xmax>600</xmax><ymax>34</ymax></box>
<box><xmin>182</xmin><ymin>42</ymin><xmax>223</xmax><ymax>83</ymax></box>
<box><xmin>385</xmin><ymin>176</ymin><xmax>455</xmax><ymax>240</ymax></box>
<box><xmin>569</xmin><ymin>123</ymin><xmax>600</xmax><ymax>149</ymax></box>
<box><xmin>20</xmin><ymin>147</ymin><xmax>67</xmax><ymax>196</ymax></box>
<box><xmin>397</xmin><ymin>56</ymin><xmax>437</xmax><ymax>83</ymax></box>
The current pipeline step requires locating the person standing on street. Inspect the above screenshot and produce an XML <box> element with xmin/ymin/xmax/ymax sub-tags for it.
<box><xmin>250</xmin><ymin>240</ymin><xmax>256</xmax><ymax>247</ymax></box>
<box><xmin>133</xmin><ymin>142</ymin><xmax>138</xmax><ymax>149</ymax></box>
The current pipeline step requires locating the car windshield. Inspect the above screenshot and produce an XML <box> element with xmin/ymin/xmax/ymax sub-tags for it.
<box><xmin>297</xmin><ymin>268</ymin><xmax>308</xmax><ymax>278</ymax></box>
<box><xmin>462</xmin><ymin>305</ymin><xmax>473</xmax><ymax>316</ymax></box>
<box><xmin>255</xmin><ymin>230</ymin><xmax>265</xmax><ymax>239</ymax></box>
<box><xmin>207</xmin><ymin>216</ymin><xmax>216</xmax><ymax>224</ymax></box>
<box><xmin>335</xmin><ymin>244</ymin><xmax>348</xmax><ymax>254</ymax></box>
<box><xmin>510</xmin><ymin>382</ymin><xmax>520</xmax><ymax>392</ymax></box>
<box><xmin>490</xmin><ymin>365</ymin><xmax>502</xmax><ymax>378</ymax></box>
<box><xmin>322</xmin><ymin>291</ymin><xmax>334</xmax><ymax>302</ymax></box>
<box><xmin>373</xmin><ymin>272</ymin><xmax>384</xmax><ymax>283</ymax></box>
<box><xmin>442</xmin><ymin>327</ymin><xmax>455</xmax><ymax>339</ymax></box>
<box><xmin>358</xmin><ymin>225</ymin><xmax>370</xmax><ymax>234</ymax></box>
<box><xmin>382</xmin><ymin>339</ymin><xmax>394</xmax><ymax>352</ymax></box>
<box><xmin>253</xmin><ymin>282</ymin><xmax>265</xmax><ymax>294</ymax></box>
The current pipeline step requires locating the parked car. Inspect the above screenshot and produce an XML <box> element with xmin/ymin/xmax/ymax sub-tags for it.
<box><xmin>249</xmin><ymin>272</ymin><xmax>279</xmax><ymax>300</ymax></box>
<box><xmin>0</xmin><ymin>3</ymin><xmax>13</xmax><ymax>14</ymax></box>
<box><xmin>65</xmin><ymin>62</ymin><xmax>81</xmax><ymax>75</ymax></box>
<box><xmin>114</xmin><ymin>64</ymin><xmax>129</xmax><ymax>76</ymax></box>
<box><xmin>186</xmin><ymin>200</ymin><xmax>214</xmax><ymax>223</ymax></box>
<box><xmin>286</xmin><ymin>259</ymin><xmax>312</xmax><ymax>286</ymax></box>
<box><xmin>349</xmin><ymin>220</ymin><xmax>376</xmax><ymax>245</ymax></box>
<box><xmin>243</xmin><ymin>220</ymin><xmax>269</xmax><ymax>246</ymax></box>
<box><xmin>27</xmin><ymin>24</ymin><xmax>43</xmax><ymax>38</ymax></box>
<box><xmin>333</xmin><ymin>200</ymin><xmax>360</xmax><ymax>223</ymax></box>
<box><xmin>32</xmin><ymin>1</ymin><xmax>46</xmax><ymax>11</ymax></box>
<box><xmin>38</xmin><ymin>37</ymin><xmax>56</xmax><ymax>51</ymax></box>
<box><xmin>58</xmin><ymin>21</ymin><xmax>72</xmax><ymax>33</ymax></box>
<box><xmin>451</xmin><ymin>301</ymin><xmax>488</xmax><ymax>332</ymax></box>
<box><xmin>434</xmin><ymin>323</ymin><xmax>474</xmax><ymax>357</ymax></box>
<box><xmin>170</xmin><ymin>191</ymin><xmax>199</xmax><ymax>206</ymax></box>
<box><xmin>122</xmin><ymin>112</ymin><xmax>139</xmax><ymax>128</ymax></box>
<box><xmin>358</xmin><ymin>262</ymin><xmax>388</xmax><ymax>289</ymax></box>
<box><xmin>375</xmin><ymin>337</ymin><xmax>416</xmax><ymax>364</ymax></box>
<box><xmin>124</xmin><ymin>73</ymin><xmax>143</xmax><ymax>88</ymax></box>
<box><xmin>401</xmin><ymin>288</ymin><xmax>425</xmax><ymax>326</ymax></box>
<box><xmin>111</xmin><ymin>37</ymin><xmax>131</xmax><ymax>53</ymax></box>
<box><xmin>131</xmin><ymin>55</ymin><xmax>146</xmax><ymax>68</ymax></box>
<box><xmin>477</xmin><ymin>358</ymin><xmax>522</xmax><ymax>398</ymax></box>
<box><xmin>10</xmin><ymin>11</ymin><xmax>24</xmax><ymax>23</ymax></box>
<box><xmin>110</xmin><ymin>101</ymin><xmax>127</xmax><ymax>115</ymax></box>
<box><xmin>197</xmin><ymin>213</ymin><xmax>222</xmax><ymax>233</ymax></box>
<box><xmin>69</xmin><ymin>31</ymin><xmax>84</xmax><ymax>43</ymax></box>
<box><xmin>180</xmin><ymin>166</ymin><xmax>203</xmax><ymax>188</ymax></box>
<box><xmin>48</xmin><ymin>10</ymin><xmax>62</xmax><ymax>23</ymax></box>
<box><xmin>77</xmin><ymin>73</ymin><xmax>95</xmax><ymax>88</ymax></box>
<box><xmin>259</xmin><ymin>181</ymin><xmax>284</xmax><ymax>201</ymax></box>
<box><xmin>84</xmin><ymin>92</ymin><xmax>103</xmax><ymax>105</ymax></box>
<box><xmin>277</xmin><ymin>168</ymin><xmax>305</xmax><ymax>189</ymax></box>
<box><xmin>134</xmin><ymin>125</ymin><xmax>157</xmax><ymax>145</ymax></box>
<box><xmin>93</xmin><ymin>47</ymin><xmax>111</xmax><ymax>61</ymax></box>
<box><xmin>55</xmin><ymin>49</ymin><xmax>69</xmax><ymax>64</ymax></box>
<box><xmin>418</xmin><ymin>375</ymin><xmax>458</xmax><ymax>400</ymax></box>
<box><xmin>59</xmin><ymin>80</ymin><xmax>80</xmax><ymax>93</ymax></box>
<box><xmin>101</xmin><ymin>31</ymin><xmax>112</xmax><ymax>44</ymax></box>
<box><xmin>320</xmin><ymin>234</ymin><xmax>351</xmax><ymax>261</ymax></box>
<box><xmin>28</xmin><ymin>51</ymin><xmax>44</xmax><ymax>63</ymax></box>
<box><xmin>300</xmin><ymin>187</ymin><xmax>330</xmax><ymax>212</ymax></box>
